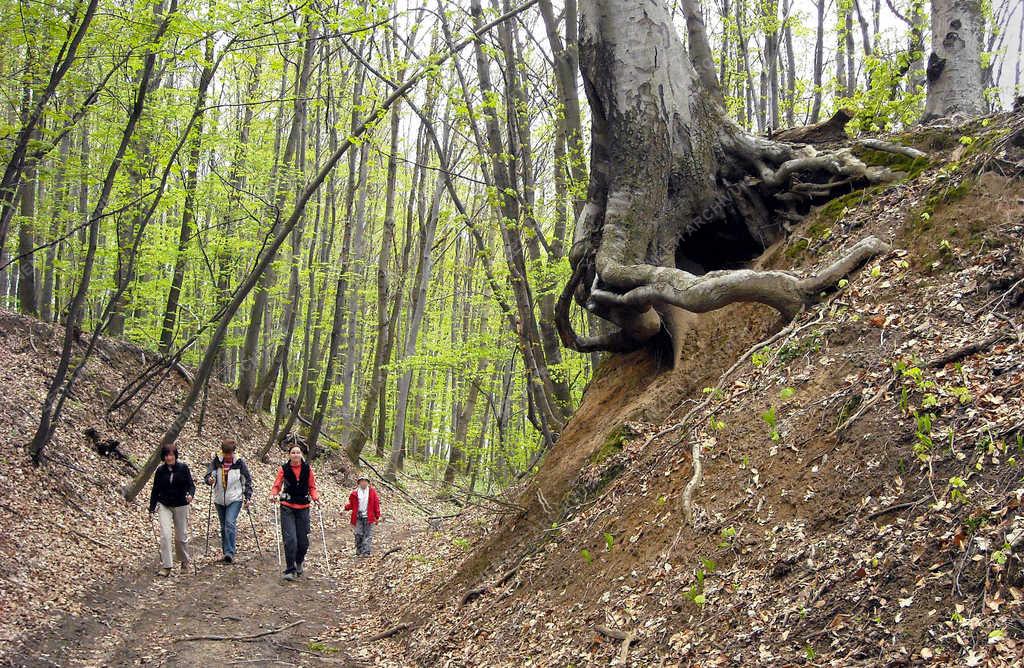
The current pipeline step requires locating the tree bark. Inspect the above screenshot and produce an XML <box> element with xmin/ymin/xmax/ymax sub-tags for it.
<box><xmin>558</xmin><ymin>0</ymin><xmax>892</xmax><ymax>357</ymax></box>
<box><xmin>811</xmin><ymin>0</ymin><xmax>826</xmax><ymax>122</ymax></box>
<box><xmin>924</xmin><ymin>0</ymin><xmax>985</xmax><ymax>118</ymax></box>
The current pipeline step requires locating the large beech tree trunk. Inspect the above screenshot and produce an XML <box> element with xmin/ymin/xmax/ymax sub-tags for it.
<box><xmin>558</xmin><ymin>0</ymin><xmax>892</xmax><ymax>357</ymax></box>
<box><xmin>924</xmin><ymin>0</ymin><xmax>985</xmax><ymax>119</ymax></box>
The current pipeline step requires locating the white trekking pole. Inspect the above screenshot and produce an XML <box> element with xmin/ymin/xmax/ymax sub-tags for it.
<box><xmin>316</xmin><ymin>502</ymin><xmax>329</xmax><ymax>564</ymax></box>
<box><xmin>273</xmin><ymin>501</ymin><xmax>283</xmax><ymax>570</ymax></box>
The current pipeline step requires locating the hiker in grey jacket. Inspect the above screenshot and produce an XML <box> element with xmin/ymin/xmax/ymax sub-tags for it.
<box><xmin>203</xmin><ymin>439</ymin><xmax>253</xmax><ymax>563</ymax></box>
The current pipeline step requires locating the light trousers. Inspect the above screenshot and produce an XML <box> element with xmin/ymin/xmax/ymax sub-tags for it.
<box><xmin>156</xmin><ymin>502</ymin><xmax>190</xmax><ymax>568</ymax></box>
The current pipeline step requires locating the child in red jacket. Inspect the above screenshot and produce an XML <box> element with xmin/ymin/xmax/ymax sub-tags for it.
<box><xmin>344</xmin><ymin>475</ymin><xmax>381</xmax><ymax>556</ymax></box>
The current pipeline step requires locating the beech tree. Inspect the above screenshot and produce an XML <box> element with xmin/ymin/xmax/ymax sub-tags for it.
<box><xmin>556</xmin><ymin>0</ymin><xmax>893</xmax><ymax>358</ymax></box>
<box><xmin>924</xmin><ymin>0</ymin><xmax>985</xmax><ymax>118</ymax></box>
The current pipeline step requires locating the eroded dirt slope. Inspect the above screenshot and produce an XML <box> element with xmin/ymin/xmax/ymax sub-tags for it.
<box><xmin>357</xmin><ymin>115</ymin><xmax>1024</xmax><ymax>666</ymax></box>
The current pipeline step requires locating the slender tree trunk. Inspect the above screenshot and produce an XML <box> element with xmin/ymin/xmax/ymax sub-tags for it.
<box><xmin>783</xmin><ymin>0</ymin><xmax>796</xmax><ymax>125</ymax></box>
<box><xmin>385</xmin><ymin>125</ymin><xmax>448</xmax><ymax>480</ymax></box>
<box><xmin>681</xmin><ymin>0</ymin><xmax>725</xmax><ymax>108</ymax></box>
<box><xmin>346</xmin><ymin>91</ymin><xmax>403</xmax><ymax>464</ymax></box>
<box><xmin>159</xmin><ymin>38</ymin><xmax>214</xmax><ymax>354</ymax></box>
<box><xmin>468</xmin><ymin>0</ymin><xmax>564</xmax><ymax>445</ymax></box>
<box><xmin>28</xmin><ymin>0</ymin><xmax>174</xmax><ymax>462</ymax></box>
<box><xmin>811</xmin><ymin>0</ymin><xmax>826</xmax><ymax>122</ymax></box>
<box><xmin>307</xmin><ymin>66</ymin><xmax>368</xmax><ymax>457</ymax></box>
<box><xmin>17</xmin><ymin>133</ymin><xmax>38</xmax><ymax>316</ymax></box>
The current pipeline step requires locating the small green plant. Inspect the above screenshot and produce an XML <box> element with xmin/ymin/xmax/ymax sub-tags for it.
<box><xmin>718</xmin><ymin>526</ymin><xmax>737</xmax><ymax>549</ymax></box>
<box><xmin>761</xmin><ymin>406</ymin><xmax>781</xmax><ymax>442</ymax></box>
<box><xmin>948</xmin><ymin>385</ymin><xmax>973</xmax><ymax>404</ymax></box>
<box><xmin>779</xmin><ymin>387</ymin><xmax>796</xmax><ymax>401</ymax></box>
<box><xmin>948</xmin><ymin>476</ymin><xmax>969</xmax><ymax>504</ymax></box>
<box><xmin>603</xmin><ymin>532</ymin><xmax>615</xmax><ymax>551</ymax></box>
<box><xmin>685</xmin><ymin>558</ymin><xmax>716</xmax><ymax>609</ymax></box>
<box><xmin>580</xmin><ymin>548</ymin><xmax>593</xmax><ymax>563</ymax></box>
<box><xmin>307</xmin><ymin>641</ymin><xmax>338</xmax><ymax>655</ymax></box>
<box><xmin>709</xmin><ymin>415</ymin><xmax>726</xmax><ymax>431</ymax></box>
<box><xmin>914</xmin><ymin>412</ymin><xmax>935</xmax><ymax>461</ymax></box>
<box><xmin>751</xmin><ymin>349</ymin><xmax>772</xmax><ymax>368</ymax></box>
<box><xmin>991</xmin><ymin>544</ymin><xmax>1010</xmax><ymax>565</ymax></box>
<box><xmin>452</xmin><ymin>537</ymin><xmax>471</xmax><ymax>550</ymax></box>
<box><xmin>702</xmin><ymin>386</ymin><xmax>725</xmax><ymax>400</ymax></box>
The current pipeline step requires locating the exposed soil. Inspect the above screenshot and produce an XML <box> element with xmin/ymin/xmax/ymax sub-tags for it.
<box><xmin>354</xmin><ymin>114</ymin><xmax>1024</xmax><ymax>666</ymax></box>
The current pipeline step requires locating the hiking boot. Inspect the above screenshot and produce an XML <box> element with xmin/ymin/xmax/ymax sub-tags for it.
<box><xmin>157</xmin><ymin>567</ymin><xmax>171</xmax><ymax>577</ymax></box>
<box><xmin>224</xmin><ymin>555</ymin><xmax>234</xmax><ymax>564</ymax></box>
<box><xmin>282</xmin><ymin>571</ymin><xmax>297</xmax><ymax>581</ymax></box>
<box><xmin>295</xmin><ymin>563</ymin><xmax>303</xmax><ymax>576</ymax></box>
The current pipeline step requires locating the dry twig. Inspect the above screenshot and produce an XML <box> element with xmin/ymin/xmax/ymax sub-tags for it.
<box><xmin>174</xmin><ymin>620</ymin><xmax>303</xmax><ymax>643</ymax></box>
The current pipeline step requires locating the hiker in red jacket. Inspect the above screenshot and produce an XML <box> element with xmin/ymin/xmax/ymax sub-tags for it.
<box><xmin>269</xmin><ymin>445</ymin><xmax>320</xmax><ymax>580</ymax></box>
<box><xmin>343</xmin><ymin>475</ymin><xmax>381</xmax><ymax>556</ymax></box>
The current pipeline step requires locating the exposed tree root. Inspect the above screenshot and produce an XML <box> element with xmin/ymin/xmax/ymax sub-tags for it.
<box><xmin>595</xmin><ymin>624</ymin><xmax>637</xmax><ymax>662</ymax></box>
<box><xmin>366</xmin><ymin>623</ymin><xmax>414</xmax><ymax>642</ymax></box>
<box><xmin>681</xmin><ymin>435</ymin><xmax>703</xmax><ymax>524</ymax></box>
<box><xmin>560</xmin><ymin>232</ymin><xmax>889</xmax><ymax>357</ymax></box>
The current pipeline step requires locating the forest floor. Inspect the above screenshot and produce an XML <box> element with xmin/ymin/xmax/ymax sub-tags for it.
<box><xmin>0</xmin><ymin>306</ymin><xmax>461</xmax><ymax>667</ymax></box>
<box><xmin>21</xmin><ymin>514</ymin><xmax>415</xmax><ymax>667</ymax></box>
<box><xmin>4</xmin><ymin>113</ymin><xmax>1024</xmax><ymax>667</ymax></box>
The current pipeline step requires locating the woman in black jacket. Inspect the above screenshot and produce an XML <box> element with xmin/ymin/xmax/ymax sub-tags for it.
<box><xmin>148</xmin><ymin>445</ymin><xmax>195</xmax><ymax>576</ymax></box>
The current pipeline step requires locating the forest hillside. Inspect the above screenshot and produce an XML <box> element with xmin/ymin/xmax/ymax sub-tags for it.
<box><xmin>354</xmin><ymin>115</ymin><xmax>1024</xmax><ymax>666</ymax></box>
<box><xmin>3</xmin><ymin>0</ymin><xmax>1024</xmax><ymax>665</ymax></box>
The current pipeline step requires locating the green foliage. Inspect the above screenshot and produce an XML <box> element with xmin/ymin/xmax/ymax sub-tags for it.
<box><xmin>841</xmin><ymin>53</ymin><xmax>926</xmax><ymax>134</ymax></box>
<box><xmin>307</xmin><ymin>641</ymin><xmax>338</xmax><ymax>654</ymax></box>
<box><xmin>685</xmin><ymin>558</ymin><xmax>716</xmax><ymax>609</ymax></box>
<box><xmin>761</xmin><ymin>406</ymin><xmax>781</xmax><ymax>442</ymax></box>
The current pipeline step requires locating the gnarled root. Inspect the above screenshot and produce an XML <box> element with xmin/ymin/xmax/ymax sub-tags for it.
<box><xmin>557</xmin><ymin>236</ymin><xmax>890</xmax><ymax>355</ymax></box>
<box><xmin>592</xmin><ymin>236</ymin><xmax>888</xmax><ymax>318</ymax></box>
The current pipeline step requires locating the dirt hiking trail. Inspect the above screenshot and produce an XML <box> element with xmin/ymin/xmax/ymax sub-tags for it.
<box><xmin>11</xmin><ymin>513</ymin><xmax>414</xmax><ymax>667</ymax></box>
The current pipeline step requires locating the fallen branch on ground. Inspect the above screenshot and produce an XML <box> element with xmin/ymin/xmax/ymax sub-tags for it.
<box><xmin>855</xmin><ymin>138</ymin><xmax>927</xmax><ymax>161</ymax></box>
<box><xmin>593</xmin><ymin>623</ymin><xmax>640</xmax><ymax>663</ymax></box>
<box><xmin>366</xmin><ymin>623</ymin><xmax>413</xmax><ymax>642</ymax></box>
<box><xmin>866</xmin><ymin>500</ymin><xmax>923</xmax><ymax>521</ymax></box>
<box><xmin>927</xmin><ymin>332</ymin><xmax>1011</xmax><ymax>368</ymax></box>
<box><xmin>174</xmin><ymin>620</ymin><xmax>303</xmax><ymax>643</ymax></box>
<box><xmin>460</xmin><ymin>586</ymin><xmax>489</xmax><ymax>606</ymax></box>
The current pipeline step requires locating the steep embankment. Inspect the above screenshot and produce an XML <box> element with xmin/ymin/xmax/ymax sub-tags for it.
<box><xmin>360</xmin><ymin>115</ymin><xmax>1024</xmax><ymax>666</ymax></box>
